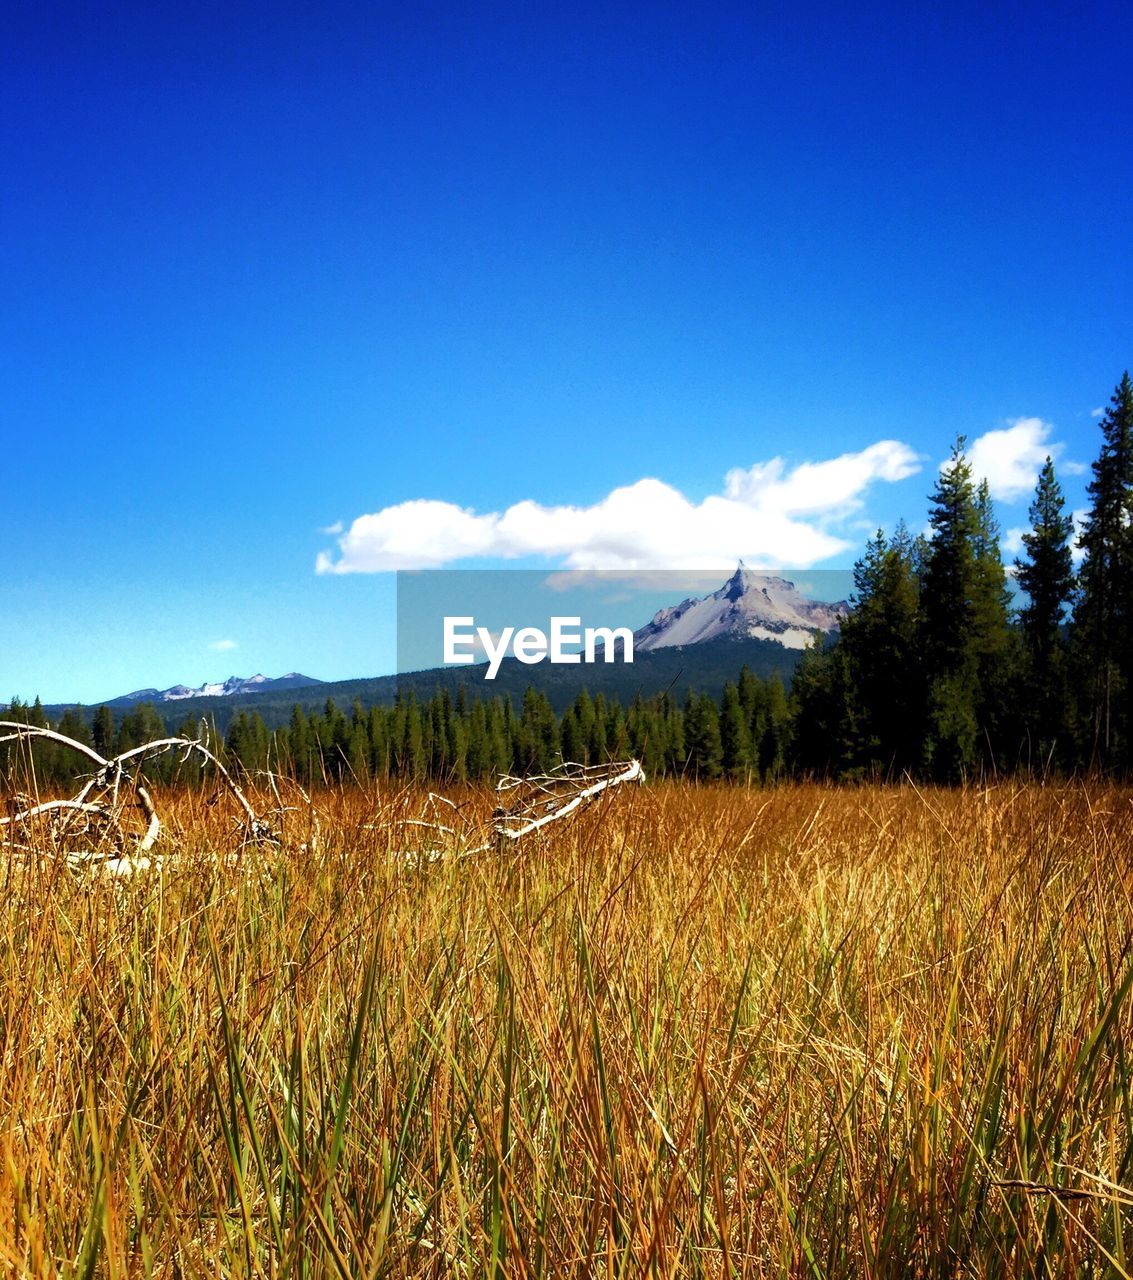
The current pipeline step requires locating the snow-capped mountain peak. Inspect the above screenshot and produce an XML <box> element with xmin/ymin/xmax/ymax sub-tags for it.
<box><xmin>107</xmin><ymin>672</ymin><xmax>323</xmax><ymax>707</ymax></box>
<box><xmin>633</xmin><ymin>565</ymin><xmax>846</xmax><ymax>652</ymax></box>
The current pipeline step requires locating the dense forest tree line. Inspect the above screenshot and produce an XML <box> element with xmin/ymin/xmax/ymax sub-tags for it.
<box><xmin>0</xmin><ymin>677</ymin><xmax>791</xmax><ymax>788</ymax></box>
<box><xmin>4</xmin><ymin>372</ymin><xmax>1131</xmax><ymax>788</ymax></box>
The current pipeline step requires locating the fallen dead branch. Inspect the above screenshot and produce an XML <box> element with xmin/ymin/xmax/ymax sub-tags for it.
<box><xmin>1</xmin><ymin>720</ymin><xmax>644</xmax><ymax>877</ymax></box>
<box><xmin>395</xmin><ymin>758</ymin><xmax>646</xmax><ymax>863</ymax></box>
<box><xmin>493</xmin><ymin>758</ymin><xmax>645</xmax><ymax>840</ymax></box>
<box><xmin>0</xmin><ymin>722</ymin><xmax>278</xmax><ymax>875</ymax></box>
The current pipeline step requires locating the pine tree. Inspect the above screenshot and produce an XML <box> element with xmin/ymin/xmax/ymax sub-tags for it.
<box><xmin>919</xmin><ymin>439</ymin><xmax>1011</xmax><ymax>777</ymax></box>
<box><xmin>663</xmin><ymin>696</ymin><xmax>685</xmax><ymax>776</ymax></box>
<box><xmin>921</xmin><ymin>440</ymin><xmax>980</xmax><ymax>673</ymax></box>
<box><xmin>57</xmin><ymin>708</ymin><xmax>92</xmax><ymax>748</ymax></box>
<box><xmin>328</xmin><ymin>703</ymin><xmax>352</xmax><ymax>779</ymax></box>
<box><xmin>502</xmin><ymin>697</ymin><xmax>519</xmax><ymax>772</ymax></box>
<box><xmin>574</xmin><ymin>690</ymin><xmax>596</xmax><ymax>763</ymax></box>
<box><xmin>971</xmin><ymin>478</ymin><xmax>1017</xmax><ymax>763</ymax></box>
<box><xmin>626</xmin><ymin>694</ymin><xmax>648</xmax><ymax>762</ymax></box>
<box><xmin>1015</xmin><ymin>457</ymin><xmax>1075</xmax><ymax>765</ymax></box>
<box><xmin>587</xmin><ymin>694</ymin><xmax>608</xmax><ymax>762</ymax></box>
<box><xmin>429</xmin><ymin>692</ymin><xmax>448</xmax><ymax>777</ymax></box>
<box><xmin>368</xmin><ymin>707</ymin><xmax>389</xmax><ymax>778</ymax></box>
<box><xmin>347</xmin><ymin>722</ymin><xmax>369</xmax><ymax>782</ymax></box>
<box><xmin>683</xmin><ymin>691</ymin><xmax>723</xmax><ymax>779</ymax></box>
<box><xmin>737</xmin><ymin>666</ymin><xmax>761</xmax><ymax>725</ymax></box>
<box><xmin>487</xmin><ymin>699</ymin><xmax>511</xmax><ymax>775</ymax></box>
<box><xmin>719</xmin><ymin>682</ymin><xmax>750</xmax><ymax>780</ymax></box>
<box><xmin>92</xmin><ymin>705</ymin><xmax>115</xmax><ymax>757</ymax></box>
<box><xmin>559</xmin><ymin>705</ymin><xmax>585</xmax><ymax>766</ymax></box>
<box><xmin>1074</xmin><ymin>372</ymin><xmax>1133</xmax><ymax>764</ymax></box>
<box><xmin>225</xmin><ymin>712</ymin><xmax>252</xmax><ymax>769</ymax></box>
<box><xmin>604</xmin><ymin>699</ymin><xmax>626</xmax><ymax>758</ymax></box>
<box><xmin>465</xmin><ymin>700</ymin><xmax>490</xmax><ymax>777</ymax></box>
<box><xmin>759</xmin><ymin>672</ymin><xmax>790</xmax><ymax>780</ymax></box>
<box><xmin>442</xmin><ymin>688</ymin><xmax>466</xmax><ymax>781</ymax></box>
<box><xmin>840</xmin><ymin>524</ymin><xmax>922</xmax><ymax>774</ymax></box>
<box><xmin>789</xmin><ymin>639</ymin><xmax>856</xmax><ymax>776</ymax></box>
<box><xmin>401</xmin><ymin>695</ymin><xmax>425</xmax><ymax>779</ymax></box>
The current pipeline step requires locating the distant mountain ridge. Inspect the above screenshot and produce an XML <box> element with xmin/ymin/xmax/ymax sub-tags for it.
<box><xmin>43</xmin><ymin>635</ymin><xmax>805</xmax><ymax>731</ymax></box>
<box><xmin>634</xmin><ymin>565</ymin><xmax>846</xmax><ymax>651</ymax></box>
<box><xmin>42</xmin><ymin>568</ymin><xmax>845</xmax><ymax>727</ymax></box>
<box><xmin>106</xmin><ymin>672</ymin><xmax>323</xmax><ymax>708</ymax></box>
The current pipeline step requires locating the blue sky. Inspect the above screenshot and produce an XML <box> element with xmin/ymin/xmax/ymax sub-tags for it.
<box><xmin>3</xmin><ymin>1</ymin><xmax>1130</xmax><ymax>704</ymax></box>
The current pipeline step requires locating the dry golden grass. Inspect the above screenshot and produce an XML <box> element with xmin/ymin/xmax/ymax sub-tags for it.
<box><xmin>2</xmin><ymin>780</ymin><xmax>1133</xmax><ymax>1277</ymax></box>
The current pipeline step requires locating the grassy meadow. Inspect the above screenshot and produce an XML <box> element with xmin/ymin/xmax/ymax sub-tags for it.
<box><xmin>2</xmin><ymin>779</ymin><xmax>1133</xmax><ymax>1276</ymax></box>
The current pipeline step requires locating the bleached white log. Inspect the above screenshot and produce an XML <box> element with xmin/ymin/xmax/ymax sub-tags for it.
<box><xmin>0</xmin><ymin>722</ymin><xmax>277</xmax><ymax>868</ymax></box>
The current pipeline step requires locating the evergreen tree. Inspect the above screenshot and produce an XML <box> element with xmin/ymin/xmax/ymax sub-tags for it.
<box><xmin>604</xmin><ymin>699</ymin><xmax>626</xmax><ymax>758</ymax></box>
<box><xmin>559</xmin><ymin>705</ymin><xmax>585</xmax><ymax>765</ymax></box>
<box><xmin>719</xmin><ymin>682</ymin><xmax>750</xmax><ymax>780</ymax></box>
<box><xmin>759</xmin><ymin>672</ymin><xmax>790</xmax><ymax>780</ymax></box>
<box><xmin>465</xmin><ymin>700</ymin><xmax>490</xmax><ymax>777</ymax></box>
<box><xmin>918</xmin><ymin>439</ymin><xmax>1011</xmax><ymax>777</ymax></box>
<box><xmin>1074</xmin><ymin>372</ymin><xmax>1133</xmax><ymax>764</ymax></box>
<box><xmin>401</xmin><ymin>695</ymin><xmax>425</xmax><ymax>779</ymax></box>
<box><xmin>737</xmin><ymin>666</ymin><xmax>761</xmax><ymax>726</ymax></box>
<box><xmin>487</xmin><ymin>699</ymin><xmax>512</xmax><ymax>775</ymax></box>
<box><xmin>429</xmin><ymin>693</ymin><xmax>448</xmax><ymax>777</ymax></box>
<box><xmin>517</xmin><ymin>688</ymin><xmax>558</xmax><ymax>772</ymax></box>
<box><xmin>369</xmin><ymin>706</ymin><xmax>390</xmax><ymax>778</ymax></box>
<box><xmin>346</xmin><ymin>721</ymin><xmax>370</xmax><ymax>781</ymax></box>
<box><xmin>839</xmin><ymin>525</ymin><xmax>922</xmax><ymax>774</ymax></box>
<box><xmin>287</xmin><ymin>705</ymin><xmax>312</xmax><ymax>781</ymax></box>
<box><xmin>573</xmin><ymin>690</ymin><xmax>596</xmax><ymax>763</ymax></box>
<box><xmin>92</xmin><ymin>705</ymin><xmax>115</xmax><ymax>757</ymax></box>
<box><xmin>225</xmin><ymin>712</ymin><xmax>253</xmax><ymax>769</ymax></box>
<box><xmin>442</xmin><ymin>688</ymin><xmax>466</xmax><ymax>781</ymax></box>
<box><xmin>320</xmin><ymin>704</ymin><xmax>347</xmax><ymax>778</ymax></box>
<box><xmin>587</xmin><ymin>693</ymin><xmax>608</xmax><ymax>762</ymax></box>
<box><xmin>1015</xmin><ymin>457</ymin><xmax>1075</xmax><ymax>765</ymax></box>
<box><xmin>789</xmin><ymin>639</ymin><xmax>856</xmax><ymax>776</ymax></box>
<box><xmin>971</xmin><ymin>478</ymin><xmax>1017</xmax><ymax>763</ymax></box>
<box><xmin>921</xmin><ymin>440</ymin><xmax>980</xmax><ymax>672</ymax></box>
<box><xmin>502</xmin><ymin>696</ymin><xmax>519</xmax><ymax>772</ymax></box>
<box><xmin>663</xmin><ymin>695</ymin><xmax>685</xmax><ymax>776</ymax></box>
<box><xmin>56</xmin><ymin>708</ymin><xmax>92</xmax><ymax>748</ymax></box>
<box><xmin>683</xmin><ymin>691</ymin><xmax>723</xmax><ymax>779</ymax></box>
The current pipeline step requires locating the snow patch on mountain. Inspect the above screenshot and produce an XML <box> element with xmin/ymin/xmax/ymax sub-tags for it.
<box><xmin>110</xmin><ymin>673</ymin><xmax>323</xmax><ymax>706</ymax></box>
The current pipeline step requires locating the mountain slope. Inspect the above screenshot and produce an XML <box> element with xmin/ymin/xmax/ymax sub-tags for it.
<box><xmin>634</xmin><ymin>566</ymin><xmax>845</xmax><ymax>651</ymax></box>
<box><xmin>105</xmin><ymin>673</ymin><xmax>323</xmax><ymax>708</ymax></box>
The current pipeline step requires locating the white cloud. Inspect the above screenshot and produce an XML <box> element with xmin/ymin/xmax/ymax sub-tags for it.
<box><xmin>315</xmin><ymin>440</ymin><xmax>922</xmax><ymax>573</ymax></box>
<box><xmin>1091</xmin><ymin>407</ymin><xmax>1105</xmax><ymax>418</ymax></box>
<box><xmin>1002</xmin><ymin>527</ymin><xmax>1027</xmax><ymax>556</ymax></box>
<box><xmin>723</xmin><ymin>440</ymin><xmax>921</xmax><ymax>516</ymax></box>
<box><xmin>967</xmin><ymin>418</ymin><xmax>1068</xmax><ymax>503</ymax></box>
<box><xmin>208</xmin><ymin>639</ymin><xmax>238</xmax><ymax>652</ymax></box>
<box><xmin>320</xmin><ymin>520</ymin><xmax>344</xmax><ymax>535</ymax></box>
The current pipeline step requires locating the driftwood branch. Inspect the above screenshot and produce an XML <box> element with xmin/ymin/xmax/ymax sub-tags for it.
<box><xmin>396</xmin><ymin>758</ymin><xmax>645</xmax><ymax>863</ymax></box>
<box><xmin>2</xmin><ymin>718</ymin><xmax>645</xmax><ymax>876</ymax></box>
<box><xmin>492</xmin><ymin>759</ymin><xmax>645</xmax><ymax>841</ymax></box>
<box><xmin>0</xmin><ymin>722</ymin><xmax>278</xmax><ymax>873</ymax></box>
